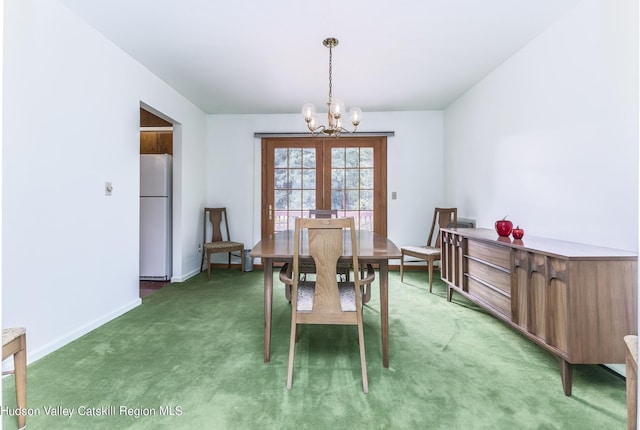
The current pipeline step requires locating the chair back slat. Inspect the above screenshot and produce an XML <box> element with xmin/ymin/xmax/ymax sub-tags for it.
<box><xmin>204</xmin><ymin>207</ymin><xmax>231</xmax><ymax>243</ymax></box>
<box><xmin>308</xmin><ymin>228</ymin><xmax>343</xmax><ymax>313</ymax></box>
<box><xmin>293</xmin><ymin>217</ymin><xmax>360</xmax><ymax>315</ymax></box>
<box><xmin>427</xmin><ymin>208</ymin><xmax>458</xmax><ymax>247</ymax></box>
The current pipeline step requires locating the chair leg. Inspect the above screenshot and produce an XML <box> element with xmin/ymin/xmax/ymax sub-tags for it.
<box><xmin>200</xmin><ymin>247</ymin><xmax>205</xmax><ymax>273</ymax></box>
<box><xmin>287</xmin><ymin>321</ymin><xmax>297</xmax><ymax>389</ymax></box>
<box><xmin>400</xmin><ymin>253</ymin><xmax>405</xmax><ymax>282</ymax></box>
<box><xmin>206</xmin><ymin>252</ymin><xmax>211</xmax><ymax>280</ymax></box>
<box><xmin>357</xmin><ymin>321</ymin><xmax>369</xmax><ymax>394</ymax></box>
<box><xmin>14</xmin><ymin>336</ymin><xmax>26</xmax><ymax>429</ymax></box>
<box><xmin>240</xmin><ymin>247</ymin><xmax>244</xmax><ymax>273</ymax></box>
<box><xmin>428</xmin><ymin>261</ymin><xmax>434</xmax><ymax>293</ymax></box>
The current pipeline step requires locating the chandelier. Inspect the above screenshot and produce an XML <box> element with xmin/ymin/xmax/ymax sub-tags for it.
<box><xmin>301</xmin><ymin>38</ymin><xmax>362</xmax><ymax>137</ymax></box>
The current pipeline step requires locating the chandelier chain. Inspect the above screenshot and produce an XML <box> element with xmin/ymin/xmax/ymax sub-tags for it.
<box><xmin>328</xmin><ymin>44</ymin><xmax>333</xmax><ymax>103</ymax></box>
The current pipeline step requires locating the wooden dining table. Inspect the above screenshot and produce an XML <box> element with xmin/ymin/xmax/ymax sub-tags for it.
<box><xmin>250</xmin><ymin>230</ymin><xmax>401</xmax><ymax>368</ymax></box>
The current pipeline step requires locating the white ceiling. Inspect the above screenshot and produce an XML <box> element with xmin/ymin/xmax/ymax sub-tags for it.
<box><xmin>60</xmin><ymin>0</ymin><xmax>582</xmax><ymax>115</ymax></box>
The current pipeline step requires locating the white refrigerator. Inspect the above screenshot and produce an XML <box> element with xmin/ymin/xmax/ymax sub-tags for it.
<box><xmin>140</xmin><ymin>154</ymin><xmax>172</xmax><ymax>281</ymax></box>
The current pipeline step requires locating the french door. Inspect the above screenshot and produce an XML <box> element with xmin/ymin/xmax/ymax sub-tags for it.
<box><xmin>261</xmin><ymin>136</ymin><xmax>387</xmax><ymax>237</ymax></box>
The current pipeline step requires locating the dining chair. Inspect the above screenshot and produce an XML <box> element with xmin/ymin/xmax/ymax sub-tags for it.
<box><xmin>201</xmin><ymin>207</ymin><xmax>244</xmax><ymax>280</ymax></box>
<box><xmin>281</xmin><ymin>217</ymin><xmax>374</xmax><ymax>393</ymax></box>
<box><xmin>3</xmin><ymin>327</ymin><xmax>27</xmax><ymax>429</ymax></box>
<box><xmin>400</xmin><ymin>207</ymin><xmax>457</xmax><ymax>293</ymax></box>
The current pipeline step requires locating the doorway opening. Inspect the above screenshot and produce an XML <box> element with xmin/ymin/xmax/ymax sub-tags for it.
<box><xmin>139</xmin><ymin>106</ymin><xmax>174</xmax><ymax>298</ymax></box>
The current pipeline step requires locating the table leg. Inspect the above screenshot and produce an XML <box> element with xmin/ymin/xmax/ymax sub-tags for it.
<box><xmin>380</xmin><ymin>261</ymin><xmax>389</xmax><ymax>368</ymax></box>
<box><xmin>264</xmin><ymin>258</ymin><xmax>273</xmax><ymax>363</ymax></box>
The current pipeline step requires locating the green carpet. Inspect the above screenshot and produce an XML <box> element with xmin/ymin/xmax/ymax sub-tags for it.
<box><xmin>2</xmin><ymin>269</ymin><xmax>627</xmax><ymax>429</ymax></box>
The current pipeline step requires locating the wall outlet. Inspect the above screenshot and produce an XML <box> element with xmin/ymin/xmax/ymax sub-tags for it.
<box><xmin>105</xmin><ymin>182</ymin><xmax>113</xmax><ymax>196</ymax></box>
<box><xmin>198</xmin><ymin>244</ymin><xmax>202</xmax><ymax>252</ymax></box>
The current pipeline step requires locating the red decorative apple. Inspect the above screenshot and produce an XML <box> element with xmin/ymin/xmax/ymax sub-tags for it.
<box><xmin>512</xmin><ymin>226</ymin><xmax>524</xmax><ymax>240</ymax></box>
<box><xmin>495</xmin><ymin>216</ymin><xmax>513</xmax><ymax>237</ymax></box>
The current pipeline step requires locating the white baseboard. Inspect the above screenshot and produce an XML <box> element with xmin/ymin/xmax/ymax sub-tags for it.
<box><xmin>10</xmin><ymin>298</ymin><xmax>142</xmax><ymax>369</ymax></box>
<box><xmin>171</xmin><ymin>267</ymin><xmax>200</xmax><ymax>283</ymax></box>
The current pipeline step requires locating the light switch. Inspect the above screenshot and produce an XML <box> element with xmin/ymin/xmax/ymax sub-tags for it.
<box><xmin>105</xmin><ymin>182</ymin><xmax>113</xmax><ymax>196</ymax></box>
<box><xmin>391</xmin><ymin>191</ymin><xmax>397</xmax><ymax>200</ymax></box>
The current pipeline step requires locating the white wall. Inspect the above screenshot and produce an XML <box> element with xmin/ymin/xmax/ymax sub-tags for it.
<box><xmin>443</xmin><ymin>0</ymin><xmax>638</xmax><ymax>252</ymax></box>
<box><xmin>2</xmin><ymin>0</ymin><xmax>207</xmax><ymax>364</ymax></box>
<box><xmin>206</xmin><ymin>111</ymin><xmax>444</xmax><ymax>258</ymax></box>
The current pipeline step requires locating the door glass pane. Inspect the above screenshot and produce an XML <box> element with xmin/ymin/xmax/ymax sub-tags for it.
<box><xmin>288</xmin><ymin>148</ymin><xmax>302</xmax><ymax>168</ymax></box>
<box><xmin>289</xmin><ymin>168</ymin><xmax>302</xmax><ymax>189</ymax></box>
<box><xmin>360</xmin><ymin>169</ymin><xmax>373</xmax><ymax>188</ymax></box>
<box><xmin>275</xmin><ymin>148</ymin><xmax>288</xmax><ymax>168</ymax></box>
<box><xmin>274</xmin><ymin>169</ymin><xmax>287</xmax><ymax>188</ymax></box>
<box><xmin>346</xmin><ymin>147</ymin><xmax>359</xmax><ymax>167</ymax></box>
<box><xmin>331</xmin><ymin>189</ymin><xmax>345</xmax><ymax>210</ymax></box>
<box><xmin>360</xmin><ymin>148</ymin><xmax>373</xmax><ymax>168</ymax></box>
<box><xmin>346</xmin><ymin>189</ymin><xmax>359</xmax><ymax>209</ymax></box>
<box><xmin>332</xmin><ymin>148</ymin><xmax>345</xmax><ymax>168</ymax></box>
<box><xmin>345</xmin><ymin>169</ymin><xmax>359</xmax><ymax>189</ymax></box>
<box><xmin>360</xmin><ymin>190</ymin><xmax>373</xmax><ymax>210</ymax></box>
<box><xmin>302</xmin><ymin>190</ymin><xmax>315</xmax><ymax>210</ymax></box>
<box><xmin>331</xmin><ymin>168</ymin><xmax>344</xmax><ymax>190</ymax></box>
<box><xmin>302</xmin><ymin>148</ymin><xmax>315</xmax><ymax>168</ymax></box>
<box><xmin>302</xmin><ymin>169</ymin><xmax>316</xmax><ymax>189</ymax></box>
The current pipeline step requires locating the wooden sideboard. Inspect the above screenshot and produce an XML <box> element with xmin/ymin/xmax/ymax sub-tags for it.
<box><xmin>440</xmin><ymin>228</ymin><xmax>638</xmax><ymax>396</ymax></box>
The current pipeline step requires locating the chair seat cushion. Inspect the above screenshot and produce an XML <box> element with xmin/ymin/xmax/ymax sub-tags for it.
<box><xmin>297</xmin><ymin>282</ymin><xmax>357</xmax><ymax>312</ymax></box>
<box><xmin>2</xmin><ymin>327</ymin><xmax>26</xmax><ymax>346</ymax></box>
<box><xmin>204</xmin><ymin>241</ymin><xmax>243</xmax><ymax>251</ymax></box>
<box><xmin>401</xmin><ymin>245</ymin><xmax>439</xmax><ymax>257</ymax></box>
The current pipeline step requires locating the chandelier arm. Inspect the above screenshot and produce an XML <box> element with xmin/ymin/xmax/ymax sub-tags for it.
<box><xmin>307</xmin><ymin>123</ymin><xmax>326</xmax><ymax>134</ymax></box>
<box><xmin>338</xmin><ymin>126</ymin><xmax>357</xmax><ymax>134</ymax></box>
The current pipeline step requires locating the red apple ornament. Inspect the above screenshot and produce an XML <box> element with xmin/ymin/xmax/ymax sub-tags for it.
<box><xmin>512</xmin><ymin>226</ymin><xmax>524</xmax><ymax>239</ymax></box>
<box><xmin>495</xmin><ymin>216</ymin><xmax>513</xmax><ymax>237</ymax></box>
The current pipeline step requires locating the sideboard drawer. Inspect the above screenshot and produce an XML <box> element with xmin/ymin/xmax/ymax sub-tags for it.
<box><xmin>467</xmin><ymin>276</ymin><xmax>510</xmax><ymax>317</ymax></box>
<box><xmin>467</xmin><ymin>240</ymin><xmax>510</xmax><ymax>269</ymax></box>
<box><xmin>466</xmin><ymin>258</ymin><xmax>511</xmax><ymax>295</ymax></box>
